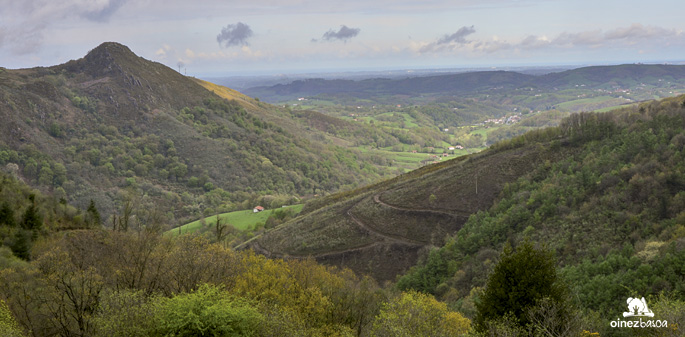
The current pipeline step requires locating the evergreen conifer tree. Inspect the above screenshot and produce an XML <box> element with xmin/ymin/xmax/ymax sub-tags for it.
<box><xmin>20</xmin><ymin>194</ymin><xmax>41</xmax><ymax>232</ymax></box>
<box><xmin>0</xmin><ymin>202</ymin><xmax>16</xmax><ymax>227</ymax></box>
<box><xmin>86</xmin><ymin>199</ymin><xmax>101</xmax><ymax>227</ymax></box>
<box><xmin>474</xmin><ymin>240</ymin><xmax>569</xmax><ymax>333</ymax></box>
<box><xmin>10</xmin><ymin>230</ymin><xmax>31</xmax><ymax>260</ymax></box>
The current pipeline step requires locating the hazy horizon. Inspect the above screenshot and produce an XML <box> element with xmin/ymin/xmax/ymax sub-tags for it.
<box><xmin>198</xmin><ymin>59</ymin><xmax>685</xmax><ymax>78</ymax></box>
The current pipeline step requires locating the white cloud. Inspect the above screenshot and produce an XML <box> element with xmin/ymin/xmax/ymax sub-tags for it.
<box><xmin>413</xmin><ymin>23</ymin><xmax>685</xmax><ymax>58</ymax></box>
<box><xmin>0</xmin><ymin>0</ymin><xmax>128</xmax><ymax>54</ymax></box>
<box><xmin>536</xmin><ymin>24</ymin><xmax>685</xmax><ymax>50</ymax></box>
<box><xmin>155</xmin><ymin>44</ymin><xmax>171</xmax><ymax>58</ymax></box>
<box><xmin>552</xmin><ymin>30</ymin><xmax>604</xmax><ymax>47</ymax></box>
<box><xmin>605</xmin><ymin>23</ymin><xmax>674</xmax><ymax>40</ymax></box>
<box><xmin>519</xmin><ymin>35</ymin><xmax>550</xmax><ymax>49</ymax></box>
<box><xmin>473</xmin><ymin>38</ymin><xmax>511</xmax><ymax>53</ymax></box>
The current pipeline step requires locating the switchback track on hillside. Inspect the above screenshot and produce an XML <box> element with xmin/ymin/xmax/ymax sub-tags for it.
<box><xmin>373</xmin><ymin>192</ymin><xmax>473</xmax><ymax>218</ymax></box>
<box><xmin>247</xmin><ymin>188</ymin><xmax>468</xmax><ymax>278</ymax></box>
<box><xmin>248</xmin><ymin>144</ymin><xmax>566</xmax><ymax>281</ymax></box>
<box><xmin>346</xmin><ymin>204</ymin><xmax>427</xmax><ymax>246</ymax></box>
<box><xmin>249</xmin><ymin>194</ymin><xmax>430</xmax><ymax>258</ymax></box>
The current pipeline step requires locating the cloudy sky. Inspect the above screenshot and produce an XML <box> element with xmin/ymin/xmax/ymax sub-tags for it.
<box><xmin>1</xmin><ymin>0</ymin><xmax>684</xmax><ymax>76</ymax></box>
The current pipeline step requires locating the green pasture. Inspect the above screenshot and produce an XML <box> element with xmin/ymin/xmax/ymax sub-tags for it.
<box><xmin>471</xmin><ymin>127</ymin><xmax>497</xmax><ymax>138</ymax></box>
<box><xmin>166</xmin><ymin>204</ymin><xmax>303</xmax><ymax>236</ymax></box>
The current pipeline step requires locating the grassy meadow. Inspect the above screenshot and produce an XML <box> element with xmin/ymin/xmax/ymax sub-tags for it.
<box><xmin>167</xmin><ymin>204</ymin><xmax>303</xmax><ymax>236</ymax></box>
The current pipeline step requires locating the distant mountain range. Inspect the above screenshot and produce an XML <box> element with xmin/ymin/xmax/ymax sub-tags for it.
<box><xmin>204</xmin><ymin>65</ymin><xmax>574</xmax><ymax>91</ymax></box>
<box><xmin>243</xmin><ymin>64</ymin><xmax>685</xmax><ymax>103</ymax></box>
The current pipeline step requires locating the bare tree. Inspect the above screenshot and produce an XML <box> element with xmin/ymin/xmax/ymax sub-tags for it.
<box><xmin>117</xmin><ymin>193</ymin><xmax>135</xmax><ymax>231</ymax></box>
<box><xmin>527</xmin><ymin>298</ymin><xmax>582</xmax><ymax>337</ymax></box>
<box><xmin>215</xmin><ymin>216</ymin><xmax>227</xmax><ymax>242</ymax></box>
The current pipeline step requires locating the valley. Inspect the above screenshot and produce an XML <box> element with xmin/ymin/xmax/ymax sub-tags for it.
<box><xmin>1</xmin><ymin>42</ymin><xmax>684</xmax><ymax>336</ymax></box>
<box><xmin>240</xmin><ymin>64</ymin><xmax>685</xmax><ymax>173</ymax></box>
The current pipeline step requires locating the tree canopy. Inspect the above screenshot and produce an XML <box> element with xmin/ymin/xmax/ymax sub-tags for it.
<box><xmin>474</xmin><ymin>241</ymin><xmax>569</xmax><ymax>333</ymax></box>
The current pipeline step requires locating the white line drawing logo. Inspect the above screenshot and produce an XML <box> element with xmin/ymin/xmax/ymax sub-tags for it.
<box><xmin>623</xmin><ymin>297</ymin><xmax>654</xmax><ymax>318</ymax></box>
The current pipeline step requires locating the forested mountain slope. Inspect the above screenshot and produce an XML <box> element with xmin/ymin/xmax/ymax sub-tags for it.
<box><xmin>0</xmin><ymin>42</ymin><xmax>395</xmax><ymax>224</ymax></box>
<box><xmin>396</xmin><ymin>95</ymin><xmax>685</xmax><ymax>326</ymax></box>
<box><xmin>249</xmin><ymin>95</ymin><xmax>685</xmax><ymax>293</ymax></box>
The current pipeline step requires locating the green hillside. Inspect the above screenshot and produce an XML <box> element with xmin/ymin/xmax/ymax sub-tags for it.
<box><xmin>0</xmin><ymin>170</ymin><xmax>472</xmax><ymax>337</ymax></box>
<box><xmin>394</xmin><ymin>96</ymin><xmax>685</xmax><ymax>329</ymax></box>
<box><xmin>167</xmin><ymin>204</ymin><xmax>303</xmax><ymax>236</ymax></box>
<box><xmin>0</xmin><ymin>42</ymin><xmax>403</xmax><ymax>226</ymax></box>
<box><xmin>0</xmin><ymin>171</ymin><xmax>97</xmax><ymax>261</ymax></box>
<box><xmin>241</xmin><ymin>94</ymin><xmax>685</xmax><ymax>335</ymax></box>
<box><xmin>249</xmin><ymin>95</ymin><xmax>685</xmax><ymax>289</ymax></box>
<box><xmin>246</xmin><ymin>123</ymin><xmax>572</xmax><ymax>281</ymax></box>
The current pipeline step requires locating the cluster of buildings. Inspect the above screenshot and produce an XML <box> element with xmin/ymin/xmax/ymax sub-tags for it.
<box><xmin>481</xmin><ymin>114</ymin><xmax>521</xmax><ymax>126</ymax></box>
